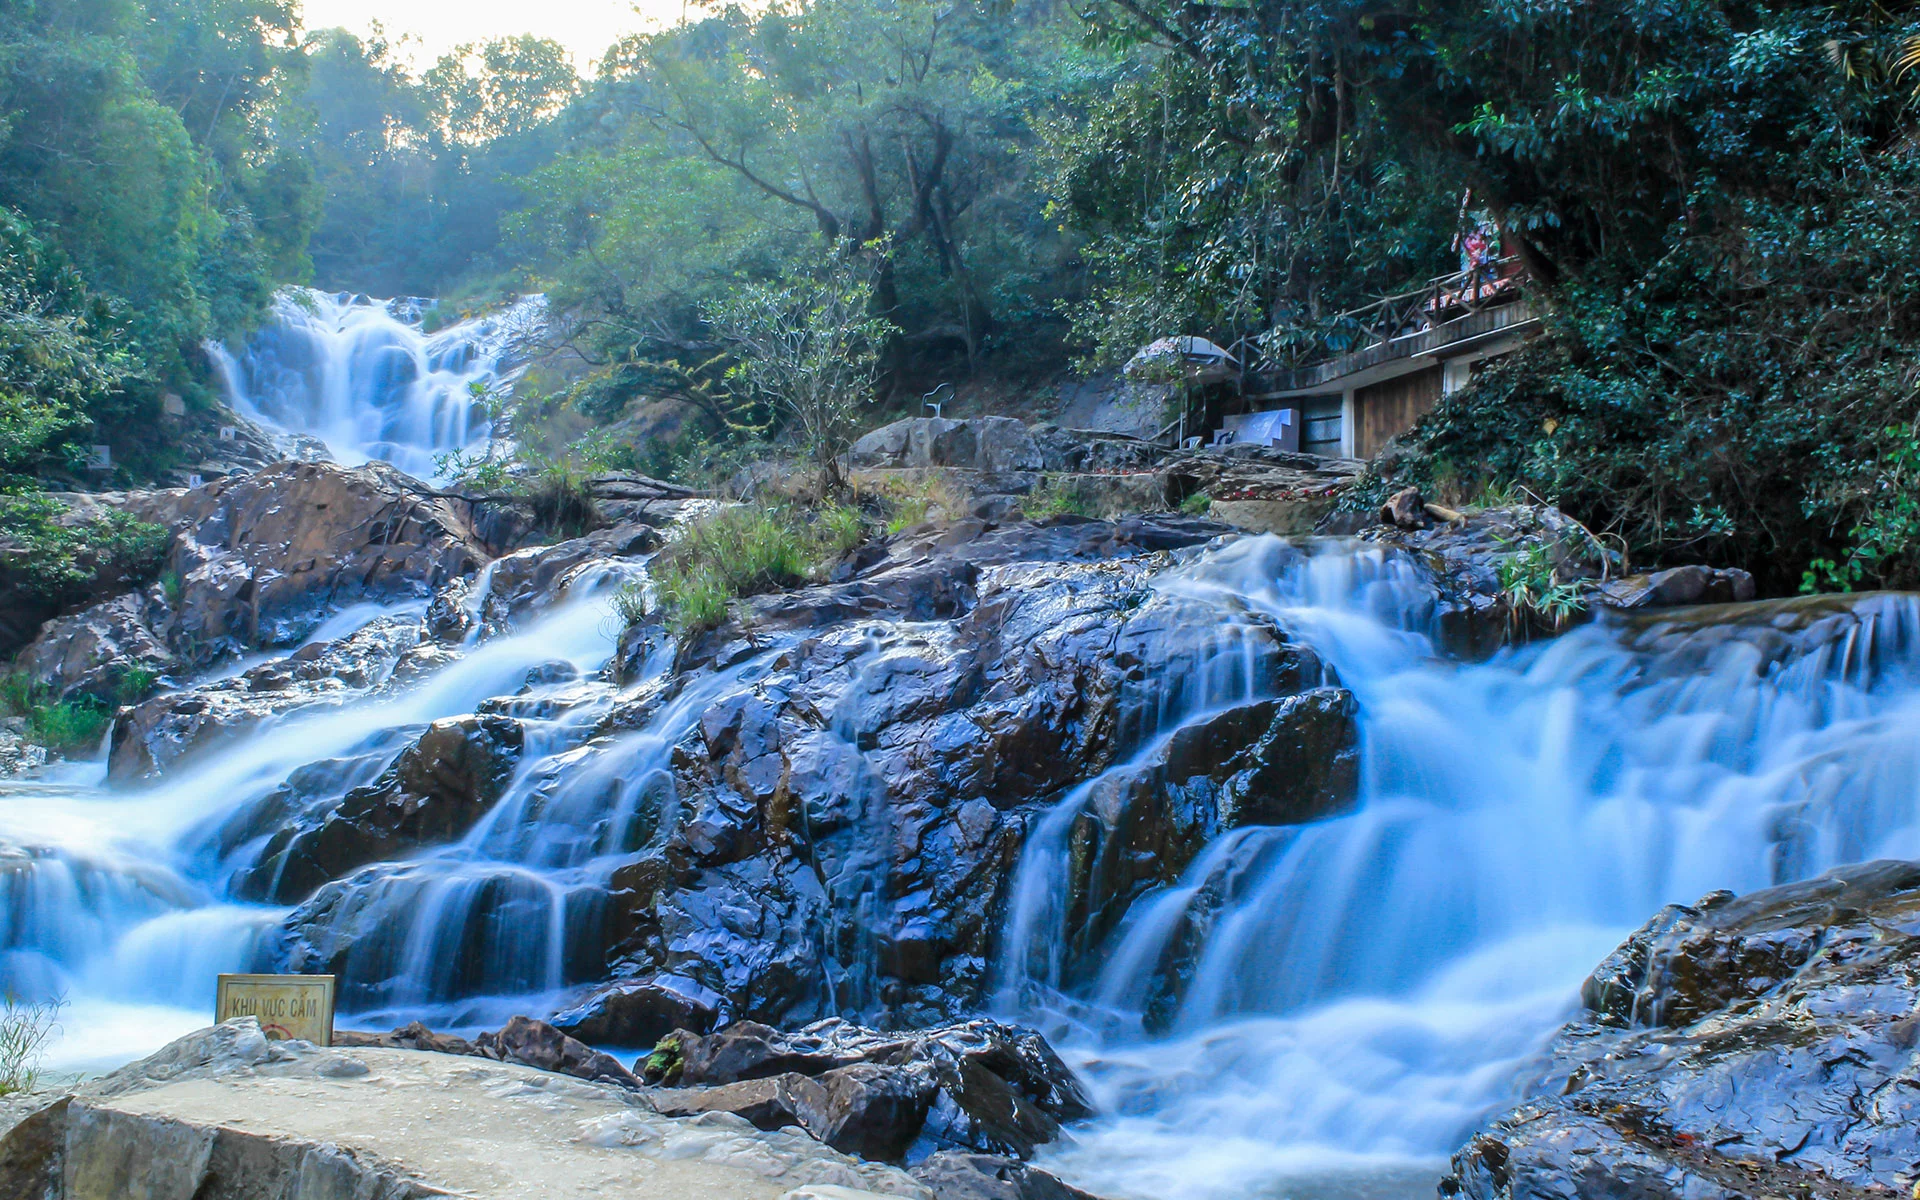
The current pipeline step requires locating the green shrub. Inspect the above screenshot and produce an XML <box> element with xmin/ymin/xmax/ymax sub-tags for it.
<box><xmin>0</xmin><ymin>498</ymin><xmax>168</xmax><ymax>605</ymax></box>
<box><xmin>0</xmin><ymin>672</ymin><xmax>127</xmax><ymax>754</ymax></box>
<box><xmin>1180</xmin><ymin>491</ymin><xmax>1211</xmax><ymax>516</ymax></box>
<box><xmin>1496</xmin><ymin>541</ymin><xmax>1587</xmax><ymax>632</ymax></box>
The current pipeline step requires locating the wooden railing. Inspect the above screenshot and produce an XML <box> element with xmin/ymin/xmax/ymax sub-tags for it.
<box><xmin>1236</xmin><ymin>256</ymin><xmax>1529</xmax><ymax>375</ymax></box>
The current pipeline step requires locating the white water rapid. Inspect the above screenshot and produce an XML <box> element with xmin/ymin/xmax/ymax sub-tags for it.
<box><xmin>209</xmin><ymin>288</ymin><xmax>544</xmax><ymax>482</ymax></box>
<box><xmin>996</xmin><ymin>537</ymin><xmax>1920</xmax><ymax>1200</ymax></box>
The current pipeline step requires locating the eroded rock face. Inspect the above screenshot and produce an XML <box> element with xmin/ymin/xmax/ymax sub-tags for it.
<box><xmin>235</xmin><ymin>713</ymin><xmax>525</xmax><ymax>902</ymax></box>
<box><xmin>126</xmin><ymin>461</ymin><xmax>488</xmax><ymax>669</ymax></box>
<box><xmin>12</xmin><ymin>461</ymin><xmax>492</xmax><ymax>711</ymax></box>
<box><xmin>1060</xmin><ymin>689</ymin><xmax>1359</xmax><ymax>964</ymax></box>
<box><xmin>1444</xmin><ymin>860</ymin><xmax>1920</xmax><ymax>1200</ymax></box>
<box><xmin>593</xmin><ymin>518</ymin><xmax>1347</xmax><ymax>1025</ymax></box>
<box><xmin>264</xmin><ymin>513</ymin><xmax>1356</xmax><ymax>1029</ymax></box>
<box><xmin>106</xmin><ymin>614</ymin><xmax>428</xmax><ymax>782</ymax></box>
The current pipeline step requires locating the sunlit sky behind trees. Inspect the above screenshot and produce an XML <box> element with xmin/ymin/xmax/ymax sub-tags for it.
<box><xmin>301</xmin><ymin>0</ymin><xmax>677</xmax><ymax>69</ymax></box>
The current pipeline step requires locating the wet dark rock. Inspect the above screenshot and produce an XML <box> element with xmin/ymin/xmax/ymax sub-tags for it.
<box><xmin>912</xmin><ymin>1151</ymin><xmax>1107</xmax><ymax>1200</ymax></box>
<box><xmin>333</xmin><ymin>1020</ymin><xmax>478</xmax><ymax>1057</ymax></box>
<box><xmin>14</xmin><ymin>588</ymin><xmax>179</xmax><ymax>704</ymax></box>
<box><xmin>549</xmin><ymin>974</ymin><xmax>723</xmax><ymax>1046</ymax></box>
<box><xmin>252</xmin><ymin>501</ymin><xmax>1349</xmax><ymax>1029</ymax></box>
<box><xmin>649</xmin><ymin>1071</ymin><xmax>825</xmax><ymax>1130</ymax></box>
<box><xmin>107</xmin><ymin>615</ymin><xmax>427</xmax><ymax>782</ymax></box>
<box><xmin>240</xmin><ymin>714</ymin><xmax>525</xmax><ymax>903</ymax></box>
<box><xmin>471</xmin><ymin>528</ymin><xmax>646</xmax><ymax>634</ymax></box>
<box><xmin>127</xmin><ymin>461</ymin><xmax>488</xmax><ymax>668</ymax></box>
<box><xmin>473</xmin><ymin>1015</ymin><xmax>642</xmax><ymax>1089</ymax></box>
<box><xmin>676</xmin><ymin>1020</ymin><xmax>858</xmax><ymax>1085</ymax></box>
<box><xmin>1363</xmin><ymin>504</ymin><xmax>1610</xmax><ymax>655</ymax></box>
<box><xmin>653</xmin><ymin>1019</ymin><xmax>1091</xmax><ymax>1164</ymax></box>
<box><xmin>1063</xmin><ymin>689</ymin><xmax>1360</xmax><ymax>963</ymax></box>
<box><xmin>1443</xmin><ymin>859</ymin><xmax>1920</xmax><ymax>1200</ymax></box>
<box><xmin>1594</xmin><ymin>564</ymin><xmax>1757</xmax><ymax>610</ymax></box>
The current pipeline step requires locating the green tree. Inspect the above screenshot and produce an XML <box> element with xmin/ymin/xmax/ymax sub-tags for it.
<box><xmin>704</xmin><ymin>259</ymin><xmax>896</xmax><ymax>488</ymax></box>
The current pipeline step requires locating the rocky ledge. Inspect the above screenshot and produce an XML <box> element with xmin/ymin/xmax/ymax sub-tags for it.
<box><xmin>0</xmin><ymin>1017</ymin><xmax>1100</xmax><ymax>1200</ymax></box>
<box><xmin>1445</xmin><ymin>859</ymin><xmax>1920</xmax><ymax>1200</ymax></box>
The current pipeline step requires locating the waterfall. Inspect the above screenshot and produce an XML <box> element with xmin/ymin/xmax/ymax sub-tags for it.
<box><xmin>209</xmin><ymin>288</ymin><xmax>545</xmax><ymax>483</ymax></box>
<box><xmin>3</xmin><ymin>525</ymin><xmax>1919</xmax><ymax>1200</ymax></box>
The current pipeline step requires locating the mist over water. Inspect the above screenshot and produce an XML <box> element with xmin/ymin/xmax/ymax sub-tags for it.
<box><xmin>209</xmin><ymin>288</ymin><xmax>544</xmax><ymax>482</ymax></box>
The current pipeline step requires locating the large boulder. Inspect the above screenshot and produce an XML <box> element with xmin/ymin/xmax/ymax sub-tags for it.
<box><xmin>850</xmin><ymin>418</ymin><xmax>1042</xmax><ymax>474</ymax></box>
<box><xmin>12</xmin><ymin>588</ymin><xmax>179</xmax><ymax>705</ymax></box>
<box><xmin>0</xmin><ymin>1018</ymin><xmax>933</xmax><ymax>1199</ymax></box>
<box><xmin>126</xmin><ymin>460</ymin><xmax>489</xmax><ymax>668</ymax></box>
<box><xmin>649</xmin><ymin>1019</ymin><xmax>1092</xmax><ymax>1164</ymax></box>
<box><xmin>473</xmin><ymin>1015</ymin><xmax>642</xmax><ymax>1089</ymax></box>
<box><xmin>1443</xmin><ymin>860</ymin><xmax>1920</xmax><ymax>1200</ymax></box>
<box><xmin>550</xmin><ymin>974</ymin><xmax>725</xmax><ymax>1047</ymax></box>
<box><xmin>235</xmin><ymin>713</ymin><xmax>526</xmax><ymax>902</ymax></box>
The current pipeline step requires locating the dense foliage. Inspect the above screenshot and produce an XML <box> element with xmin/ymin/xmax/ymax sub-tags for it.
<box><xmin>8</xmin><ymin>0</ymin><xmax>1920</xmax><ymax>593</ymax></box>
<box><xmin>1064</xmin><ymin>0</ymin><xmax>1920</xmax><ymax>588</ymax></box>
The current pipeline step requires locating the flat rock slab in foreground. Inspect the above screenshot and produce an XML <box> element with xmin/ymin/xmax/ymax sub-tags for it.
<box><xmin>2</xmin><ymin>1019</ymin><xmax>929</xmax><ymax>1199</ymax></box>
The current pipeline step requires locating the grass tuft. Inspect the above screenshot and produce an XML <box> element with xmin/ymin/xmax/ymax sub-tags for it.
<box><xmin>0</xmin><ymin>994</ymin><xmax>62</xmax><ymax>1095</ymax></box>
<box><xmin>624</xmin><ymin>501</ymin><xmax>870</xmax><ymax>637</ymax></box>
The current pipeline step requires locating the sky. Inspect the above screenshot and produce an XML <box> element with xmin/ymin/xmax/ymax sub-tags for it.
<box><xmin>298</xmin><ymin>0</ymin><xmax>690</xmax><ymax>73</ymax></box>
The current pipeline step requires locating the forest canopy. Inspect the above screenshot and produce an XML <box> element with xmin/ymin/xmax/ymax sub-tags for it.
<box><xmin>4</xmin><ymin>0</ymin><xmax>1920</xmax><ymax>589</ymax></box>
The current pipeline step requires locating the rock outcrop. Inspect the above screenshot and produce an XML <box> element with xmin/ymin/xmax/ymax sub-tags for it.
<box><xmin>364</xmin><ymin>513</ymin><xmax>1350</xmax><ymax>1030</ymax></box>
<box><xmin>850</xmin><ymin>419</ymin><xmax>1044</xmax><ymax>475</ymax></box>
<box><xmin>105</xmin><ymin>613</ymin><xmax>429</xmax><ymax>782</ymax></box>
<box><xmin>235</xmin><ymin>713</ymin><xmax>526</xmax><ymax>901</ymax></box>
<box><xmin>1360</xmin><ymin>500</ymin><xmax>1757</xmax><ymax>654</ymax></box>
<box><xmin>646</xmin><ymin>1019</ymin><xmax>1092</xmax><ymax>1164</ymax></box>
<box><xmin>1444</xmin><ymin>859</ymin><xmax>1920</xmax><ymax>1200</ymax></box>
<box><xmin>14</xmin><ymin>462</ymin><xmax>493</xmax><ymax>709</ymax></box>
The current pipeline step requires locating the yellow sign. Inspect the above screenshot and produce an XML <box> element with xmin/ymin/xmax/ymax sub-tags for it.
<box><xmin>215</xmin><ymin>974</ymin><xmax>336</xmax><ymax>1046</ymax></box>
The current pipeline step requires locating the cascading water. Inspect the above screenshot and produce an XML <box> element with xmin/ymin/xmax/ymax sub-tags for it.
<box><xmin>209</xmin><ymin>288</ymin><xmax>544</xmax><ymax>482</ymax></box>
<box><xmin>4</xmin><ymin>517</ymin><xmax>1920</xmax><ymax>1200</ymax></box>
<box><xmin>998</xmin><ymin>537</ymin><xmax>1920</xmax><ymax>1200</ymax></box>
<box><xmin>0</xmin><ymin>567</ymin><xmax>639</xmax><ymax>1073</ymax></box>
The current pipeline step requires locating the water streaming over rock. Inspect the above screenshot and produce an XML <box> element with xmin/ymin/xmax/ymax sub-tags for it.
<box><xmin>209</xmin><ymin>288</ymin><xmax>544</xmax><ymax>482</ymax></box>
<box><xmin>1000</xmin><ymin>537</ymin><xmax>1920</xmax><ymax>1200</ymax></box>
<box><xmin>4</xmin><ymin>503</ymin><xmax>1920</xmax><ymax>1200</ymax></box>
